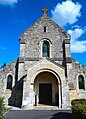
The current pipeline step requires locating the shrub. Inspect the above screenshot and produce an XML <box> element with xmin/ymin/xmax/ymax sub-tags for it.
<box><xmin>71</xmin><ymin>99</ymin><xmax>86</xmax><ymax>105</ymax></box>
<box><xmin>71</xmin><ymin>99</ymin><xmax>86</xmax><ymax>119</ymax></box>
<box><xmin>0</xmin><ymin>97</ymin><xmax>4</xmax><ymax>119</ymax></box>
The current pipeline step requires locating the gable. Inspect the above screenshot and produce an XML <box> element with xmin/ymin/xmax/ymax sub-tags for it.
<box><xmin>27</xmin><ymin>58</ymin><xmax>65</xmax><ymax>73</ymax></box>
<box><xmin>20</xmin><ymin>16</ymin><xmax>70</xmax><ymax>43</ymax></box>
<box><xmin>19</xmin><ymin>9</ymin><xmax>70</xmax><ymax>60</ymax></box>
<box><xmin>27</xmin><ymin>58</ymin><xmax>65</xmax><ymax>84</ymax></box>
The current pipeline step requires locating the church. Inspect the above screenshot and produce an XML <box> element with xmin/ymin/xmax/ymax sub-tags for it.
<box><xmin>0</xmin><ymin>8</ymin><xmax>86</xmax><ymax>109</ymax></box>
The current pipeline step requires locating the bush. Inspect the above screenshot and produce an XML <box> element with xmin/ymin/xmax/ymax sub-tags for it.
<box><xmin>0</xmin><ymin>97</ymin><xmax>4</xmax><ymax>119</ymax></box>
<box><xmin>71</xmin><ymin>99</ymin><xmax>86</xmax><ymax>119</ymax></box>
<box><xmin>71</xmin><ymin>99</ymin><xmax>86</xmax><ymax>105</ymax></box>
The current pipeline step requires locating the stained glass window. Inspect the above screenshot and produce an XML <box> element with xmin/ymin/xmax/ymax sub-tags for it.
<box><xmin>7</xmin><ymin>75</ymin><xmax>13</xmax><ymax>90</ymax></box>
<box><xmin>42</xmin><ymin>41</ymin><xmax>49</xmax><ymax>57</ymax></box>
<box><xmin>78</xmin><ymin>75</ymin><xmax>85</xmax><ymax>89</ymax></box>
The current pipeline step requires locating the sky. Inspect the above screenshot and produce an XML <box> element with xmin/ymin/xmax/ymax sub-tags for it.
<box><xmin>0</xmin><ymin>0</ymin><xmax>86</xmax><ymax>67</ymax></box>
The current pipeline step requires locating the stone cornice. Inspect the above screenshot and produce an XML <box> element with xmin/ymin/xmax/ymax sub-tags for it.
<box><xmin>25</xmin><ymin>57</ymin><xmax>63</xmax><ymax>61</ymax></box>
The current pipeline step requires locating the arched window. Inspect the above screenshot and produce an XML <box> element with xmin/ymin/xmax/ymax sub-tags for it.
<box><xmin>78</xmin><ymin>75</ymin><xmax>85</xmax><ymax>90</ymax></box>
<box><xmin>42</xmin><ymin>41</ymin><xmax>50</xmax><ymax>57</ymax></box>
<box><xmin>7</xmin><ymin>75</ymin><xmax>13</xmax><ymax>90</ymax></box>
<box><xmin>44</xmin><ymin>26</ymin><xmax>47</xmax><ymax>32</ymax></box>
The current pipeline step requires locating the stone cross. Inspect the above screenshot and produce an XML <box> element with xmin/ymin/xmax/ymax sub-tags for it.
<box><xmin>42</xmin><ymin>8</ymin><xmax>48</xmax><ymax>17</ymax></box>
<box><xmin>42</xmin><ymin>8</ymin><xmax>48</xmax><ymax>14</ymax></box>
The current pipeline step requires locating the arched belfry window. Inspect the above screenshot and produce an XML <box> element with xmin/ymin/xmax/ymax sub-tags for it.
<box><xmin>7</xmin><ymin>75</ymin><xmax>13</xmax><ymax>90</ymax></box>
<box><xmin>78</xmin><ymin>75</ymin><xmax>85</xmax><ymax>90</ymax></box>
<box><xmin>42</xmin><ymin>41</ymin><xmax>50</xmax><ymax>57</ymax></box>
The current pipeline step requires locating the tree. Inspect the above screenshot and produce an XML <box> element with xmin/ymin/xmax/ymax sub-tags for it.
<box><xmin>3</xmin><ymin>63</ymin><xmax>6</xmax><ymax>67</ymax></box>
<box><xmin>0</xmin><ymin>63</ymin><xmax>6</xmax><ymax>69</ymax></box>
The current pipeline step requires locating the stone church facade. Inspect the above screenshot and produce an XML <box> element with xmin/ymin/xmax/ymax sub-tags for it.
<box><xmin>0</xmin><ymin>8</ymin><xmax>86</xmax><ymax>109</ymax></box>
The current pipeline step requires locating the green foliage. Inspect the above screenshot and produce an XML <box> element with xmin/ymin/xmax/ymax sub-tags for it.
<box><xmin>0</xmin><ymin>97</ymin><xmax>4</xmax><ymax>119</ymax></box>
<box><xmin>71</xmin><ymin>99</ymin><xmax>86</xmax><ymax>105</ymax></box>
<box><xmin>71</xmin><ymin>99</ymin><xmax>86</xmax><ymax>119</ymax></box>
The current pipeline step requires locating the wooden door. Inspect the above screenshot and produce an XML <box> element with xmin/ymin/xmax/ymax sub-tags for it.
<box><xmin>39</xmin><ymin>83</ymin><xmax>52</xmax><ymax>105</ymax></box>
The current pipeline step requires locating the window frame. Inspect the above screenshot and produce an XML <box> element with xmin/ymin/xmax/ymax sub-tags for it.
<box><xmin>44</xmin><ymin>26</ymin><xmax>46</xmax><ymax>32</ymax></box>
<box><xmin>78</xmin><ymin>75</ymin><xmax>85</xmax><ymax>90</ymax></box>
<box><xmin>42</xmin><ymin>40</ymin><xmax>50</xmax><ymax>57</ymax></box>
<box><xmin>6</xmin><ymin>74</ymin><xmax>13</xmax><ymax>90</ymax></box>
<box><xmin>40</xmin><ymin>39</ymin><xmax>52</xmax><ymax>58</ymax></box>
<box><xmin>44</xmin><ymin>26</ymin><xmax>48</xmax><ymax>33</ymax></box>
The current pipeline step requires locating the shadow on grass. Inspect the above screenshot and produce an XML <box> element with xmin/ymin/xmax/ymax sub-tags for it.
<box><xmin>50</xmin><ymin>112</ymin><xmax>75</xmax><ymax>119</ymax></box>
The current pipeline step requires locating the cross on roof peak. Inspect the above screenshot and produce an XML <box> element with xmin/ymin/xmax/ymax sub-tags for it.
<box><xmin>42</xmin><ymin>8</ymin><xmax>48</xmax><ymax>14</ymax></box>
<box><xmin>42</xmin><ymin>8</ymin><xmax>48</xmax><ymax>18</ymax></box>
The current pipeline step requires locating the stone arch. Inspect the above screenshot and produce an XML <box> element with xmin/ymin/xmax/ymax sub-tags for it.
<box><xmin>76</xmin><ymin>73</ymin><xmax>85</xmax><ymax>91</ymax></box>
<box><xmin>32</xmin><ymin>69</ymin><xmax>62</xmax><ymax>107</ymax></box>
<box><xmin>40</xmin><ymin>38</ymin><xmax>52</xmax><ymax>58</ymax></box>
<box><xmin>22</xmin><ymin>60</ymin><xmax>67</xmax><ymax>108</ymax></box>
<box><xmin>40</xmin><ymin>38</ymin><xmax>52</xmax><ymax>44</ymax></box>
<box><xmin>6</xmin><ymin>73</ymin><xmax>14</xmax><ymax>90</ymax></box>
<box><xmin>78</xmin><ymin>75</ymin><xmax>85</xmax><ymax>90</ymax></box>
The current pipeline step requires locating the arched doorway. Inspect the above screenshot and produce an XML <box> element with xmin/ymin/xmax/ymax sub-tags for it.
<box><xmin>34</xmin><ymin>71</ymin><xmax>59</xmax><ymax>106</ymax></box>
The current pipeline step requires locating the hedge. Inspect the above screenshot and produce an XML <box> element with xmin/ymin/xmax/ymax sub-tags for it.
<box><xmin>0</xmin><ymin>97</ymin><xmax>4</xmax><ymax>119</ymax></box>
<box><xmin>71</xmin><ymin>99</ymin><xmax>86</xmax><ymax>119</ymax></box>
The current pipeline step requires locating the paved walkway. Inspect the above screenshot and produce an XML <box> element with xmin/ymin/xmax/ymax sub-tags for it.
<box><xmin>3</xmin><ymin>110</ymin><xmax>75</xmax><ymax>119</ymax></box>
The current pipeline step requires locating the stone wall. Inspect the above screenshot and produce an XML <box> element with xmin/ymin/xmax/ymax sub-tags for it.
<box><xmin>68</xmin><ymin>59</ymin><xmax>86</xmax><ymax>101</ymax></box>
<box><xmin>20</xmin><ymin>16</ymin><xmax>70</xmax><ymax>61</ymax></box>
<box><xmin>0</xmin><ymin>72</ymin><xmax>4</xmax><ymax>97</ymax></box>
<box><xmin>0</xmin><ymin>12</ymin><xmax>86</xmax><ymax>109</ymax></box>
<box><xmin>0</xmin><ymin>60</ymin><xmax>17</xmax><ymax>104</ymax></box>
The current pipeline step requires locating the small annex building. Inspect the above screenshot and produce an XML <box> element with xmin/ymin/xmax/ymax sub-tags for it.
<box><xmin>0</xmin><ymin>8</ymin><xmax>86</xmax><ymax>109</ymax></box>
